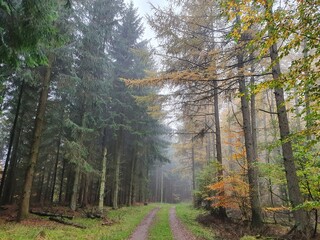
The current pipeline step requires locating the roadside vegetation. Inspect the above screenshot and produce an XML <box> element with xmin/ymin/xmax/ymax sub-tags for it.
<box><xmin>175</xmin><ymin>203</ymin><xmax>216</xmax><ymax>239</ymax></box>
<box><xmin>0</xmin><ymin>204</ymin><xmax>155</xmax><ymax>240</ymax></box>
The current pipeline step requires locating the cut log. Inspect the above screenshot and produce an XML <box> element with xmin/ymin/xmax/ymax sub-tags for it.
<box><xmin>86</xmin><ymin>212</ymin><xmax>103</xmax><ymax>219</ymax></box>
<box><xmin>49</xmin><ymin>217</ymin><xmax>86</xmax><ymax>229</ymax></box>
<box><xmin>30</xmin><ymin>210</ymin><xmax>74</xmax><ymax>220</ymax></box>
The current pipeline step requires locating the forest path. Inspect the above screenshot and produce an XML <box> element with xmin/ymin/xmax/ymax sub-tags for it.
<box><xmin>128</xmin><ymin>207</ymin><xmax>160</xmax><ymax>240</ymax></box>
<box><xmin>169</xmin><ymin>206</ymin><xmax>198</xmax><ymax>240</ymax></box>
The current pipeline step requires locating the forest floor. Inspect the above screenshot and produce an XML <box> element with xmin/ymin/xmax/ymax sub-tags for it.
<box><xmin>0</xmin><ymin>203</ymin><xmax>210</xmax><ymax>240</ymax></box>
<box><xmin>0</xmin><ymin>203</ymin><xmax>318</xmax><ymax>240</ymax></box>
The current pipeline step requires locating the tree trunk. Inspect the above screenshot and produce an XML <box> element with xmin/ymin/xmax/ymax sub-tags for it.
<box><xmin>44</xmin><ymin>166</ymin><xmax>53</xmax><ymax>204</ymax></box>
<box><xmin>98</xmin><ymin>146</ymin><xmax>107</xmax><ymax>213</ymax></box>
<box><xmin>269</xmin><ymin>42</ymin><xmax>310</xmax><ymax>232</ymax></box>
<box><xmin>250</xmin><ymin>66</ymin><xmax>258</xmax><ymax>167</ymax></box>
<box><xmin>128</xmin><ymin>150</ymin><xmax>136</xmax><ymax>206</ymax></box>
<box><xmin>70</xmin><ymin>165</ymin><xmax>80</xmax><ymax>211</ymax></box>
<box><xmin>112</xmin><ymin>128</ymin><xmax>122</xmax><ymax>209</ymax></box>
<box><xmin>155</xmin><ymin>168</ymin><xmax>159</xmax><ymax>202</ymax></box>
<box><xmin>227</xmin><ymin>101</ymin><xmax>234</xmax><ymax>170</ymax></box>
<box><xmin>262</xmin><ymin>96</ymin><xmax>276</xmax><ymax>222</ymax></box>
<box><xmin>294</xmin><ymin>87</ymin><xmax>301</xmax><ymax>132</ymax></box>
<box><xmin>212</xmin><ymin>111</ymin><xmax>216</xmax><ymax>160</ymax></box>
<box><xmin>17</xmin><ymin>55</ymin><xmax>54</xmax><ymax>221</ymax></box>
<box><xmin>160</xmin><ymin>167</ymin><xmax>163</xmax><ymax>203</ymax></box>
<box><xmin>237</xmin><ymin>48</ymin><xmax>263</xmax><ymax>228</ymax></box>
<box><xmin>144</xmin><ymin>164</ymin><xmax>149</xmax><ymax>202</ymax></box>
<box><xmin>51</xmin><ymin>108</ymin><xmax>64</xmax><ymax>203</ymax></box>
<box><xmin>1</xmin><ymin>113</ymin><xmax>23</xmax><ymax>204</ymax></box>
<box><xmin>38</xmin><ymin>172</ymin><xmax>46</xmax><ymax>205</ymax></box>
<box><xmin>250</xmin><ymin>64</ymin><xmax>261</xmax><ymax>203</ymax></box>
<box><xmin>0</xmin><ymin>81</ymin><xmax>24</xmax><ymax>202</ymax></box>
<box><xmin>213</xmin><ymin>80</ymin><xmax>228</xmax><ymax>219</ymax></box>
<box><xmin>302</xmin><ymin>39</ymin><xmax>311</xmax><ymax>141</ymax></box>
<box><xmin>58</xmin><ymin>158</ymin><xmax>66</xmax><ymax>203</ymax></box>
<box><xmin>205</xmin><ymin>114</ymin><xmax>211</xmax><ymax>163</ymax></box>
<box><xmin>65</xmin><ymin>167</ymin><xmax>73</xmax><ymax>203</ymax></box>
<box><xmin>191</xmin><ymin>141</ymin><xmax>196</xmax><ymax>206</ymax></box>
<box><xmin>214</xmin><ymin>80</ymin><xmax>223</xmax><ymax>172</ymax></box>
<box><xmin>51</xmin><ymin>140</ymin><xmax>60</xmax><ymax>203</ymax></box>
<box><xmin>82</xmin><ymin>173</ymin><xmax>90</xmax><ymax>207</ymax></box>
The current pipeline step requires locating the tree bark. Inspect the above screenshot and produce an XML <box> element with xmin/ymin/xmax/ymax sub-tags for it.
<box><xmin>269</xmin><ymin>42</ymin><xmax>310</xmax><ymax>232</ymax></box>
<box><xmin>0</xmin><ymin>81</ymin><xmax>24</xmax><ymax>202</ymax></box>
<box><xmin>128</xmin><ymin>149</ymin><xmax>137</xmax><ymax>206</ymax></box>
<box><xmin>17</xmin><ymin>55</ymin><xmax>54</xmax><ymax>221</ymax></box>
<box><xmin>51</xmin><ymin>107</ymin><xmax>64</xmax><ymax>203</ymax></box>
<box><xmin>112</xmin><ymin>128</ymin><xmax>122</xmax><ymax>209</ymax></box>
<box><xmin>30</xmin><ymin>210</ymin><xmax>74</xmax><ymax>219</ymax></box>
<box><xmin>205</xmin><ymin>113</ymin><xmax>211</xmax><ymax>163</ymax></box>
<box><xmin>191</xmin><ymin>140</ymin><xmax>196</xmax><ymax>206</ymax></box>
<box><xmin>160</xmin><ymin>166</ymin><xmax>164</xmax><ymax>203</ymax></box>
<box><xmin>49</xmin><ymin>217</ymin><xmax>86</xmax><ymax>229</ymax></box>
<box><xmin>250</xmin><ymin>65</ymin><xmax>258</xmax><ymax>168</ymax></box>
<box><xmin>213</xmin><ymin>79</ymin><xmax>228</xmax><ymax>219</ymax></box>
<box><xmin>38</xmin><ymin>171</ymin><xmax>46</xmax><ymax>205</ymax></box>
<box><xmin>98</xmin><ymin>146</ymin><xmax>107</xmax><ymax>213</ymax></box>
<box><xmin>263</xmin><ymin>2</ymin><xmax>310</xmax><ymax>232</ymax></box>
<box><xmin>65</xmin><ymin>167</ymin><xmax>73</xmax><ymax>203</ymax></box>
<box><xmin>81</xmin><ymin>173</ymin><xmax>90</xmax><ymax>207</ymax></box>
<box><xmin>58</xmin><ymin>158</ymin><xmax>66</xmax><ymax>203</ymax></box>
<box><xmin>302</xmin><ymin>39</ymin><xmax>311</xmax><ymax>140</ymax></box>
<box><xmin>1</xmin><ymin>112</ymin><xmax>23</xmax><ymax>204</ymax></box>
<box><xmin>44</xmin><ymin>166</ymin><xmax>53</xmax><ymax>203</ymax></box>
<box><xmin>237</xmin><ymin>46</ymin><xmax>263</xmax><ymax>228</ymax></box>
<box><xmin>144</xmin><ymin>164</ymin><xmax>149</xmax><ymax>202</ymax></box>
<box><xmin>70</xmin><ymin>165</ymin><xmax>80</xmax><ymax>211</ymax></box>
<box><xmin>250</xmin><ymin>63</ymin><xmax>261</xmax><ymax>202</ymax></box>
<box><xmin>214</xmin><ymin>80</ymin><xmax>223</xmax><ymax>173</ymax></box>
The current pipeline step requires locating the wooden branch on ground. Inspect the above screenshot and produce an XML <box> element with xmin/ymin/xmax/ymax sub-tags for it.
<box><xmin>86</xmin><ymin>212</ymin><xmax>103</xmax><ymax>219</ymax></box>
<box><xmin>30</xmin><ymin>210</ymin><xmax>74</xmax><ymax>220</ymax></box>
<box><xmin>49</xmin><ymin>217</ymin><xmax>86</xmax><ymax>229</ymax></box>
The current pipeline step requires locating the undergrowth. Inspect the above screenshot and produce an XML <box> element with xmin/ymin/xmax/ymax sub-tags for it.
<box><xmin>0</xmin><ymin>204</ymin><xmax>156</xmax><ymax>240</ymax></box>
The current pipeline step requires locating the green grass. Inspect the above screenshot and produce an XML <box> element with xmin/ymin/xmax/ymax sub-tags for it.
<box><xmin>0</xmin><ymin>204</ymin><xmax>157</xmax><ymax>240</ymax></box>
<box><xmin>148</xmin><ymin>204</ymin><xmax>173</xmax><ymax>240</ymax></box>
<box><xmin>175</xmin><ymin>203</ymin><xmax>216</xmax><ymax>240</ymax></box>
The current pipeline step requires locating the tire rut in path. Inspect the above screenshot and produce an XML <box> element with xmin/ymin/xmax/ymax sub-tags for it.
<box><xmin>128</xmin><ymin>207</ymin><xmax>160</xmax><ymax>240</ymax></box>
<box><xmin>169</xmin><ymin>207</ymin><xmax>197</xmax><ymax>240</ymax></box>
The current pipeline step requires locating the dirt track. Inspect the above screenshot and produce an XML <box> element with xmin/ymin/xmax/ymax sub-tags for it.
<box><xmin>128</xmin><ymin>206</ymin><xmax>197</xmax><ymax>240</ymax></box>
<box><xmin>128</xmin><ymin>207</ymin><xmax>160</xmax><ymax>240</ymax></box>
<box><xmin>169</xmin><ymin>206</ymin><xmax>198</xmax><ymax>240</ymax></box>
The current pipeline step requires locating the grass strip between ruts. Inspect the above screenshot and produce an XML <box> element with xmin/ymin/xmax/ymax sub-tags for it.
<box><xmin>148</xmin><ymin>203</ymin><xmax>174</xmax><ymax>240</ymax></box>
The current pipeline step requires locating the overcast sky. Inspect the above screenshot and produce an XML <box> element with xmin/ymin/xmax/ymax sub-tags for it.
<box><xmin>124</xmin><ymin>0</ymin><xmax>166</xmax><ymax>44</ymax></box>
